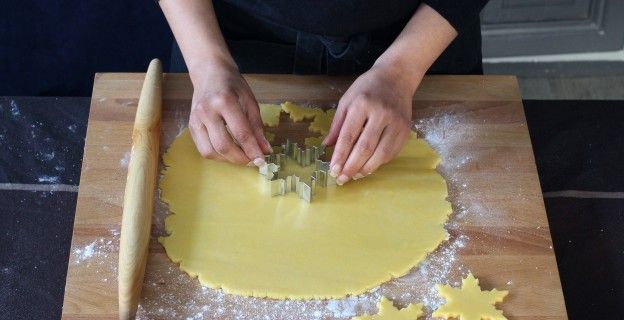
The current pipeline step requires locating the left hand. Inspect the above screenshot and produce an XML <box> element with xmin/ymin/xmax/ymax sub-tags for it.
<box><xmin>323</xmin><ymin>64</ymin><xmax>421</xmax><ymax>185</ymax></box>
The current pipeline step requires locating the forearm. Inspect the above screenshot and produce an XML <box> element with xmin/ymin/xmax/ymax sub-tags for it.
<box><xmin>159</xmin><ymin>0</ymin><xmax>235</xmax><ymax>85</ymax></box>
<box><xmin>373</xmin><ymin>3</ymin><xmax>457</xmax><ymax>94</ymax></box>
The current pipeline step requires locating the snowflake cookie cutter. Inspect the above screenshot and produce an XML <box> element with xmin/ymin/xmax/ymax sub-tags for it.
<box><xmin>258</xmin><ymin>139</ymin><xmax>336</xmax><ymax>202</ymax></box>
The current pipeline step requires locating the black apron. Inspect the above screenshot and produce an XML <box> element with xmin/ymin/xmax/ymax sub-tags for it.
<box><xmin>170</xmin><ymin>0</ymin><xmax>483</xmax><ymax>75</ymax></box>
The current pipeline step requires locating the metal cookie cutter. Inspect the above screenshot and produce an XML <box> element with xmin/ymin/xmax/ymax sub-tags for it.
<box><xmin>258</xmin><ymin>139</ymin><xmax>337</xmax><ymax>202</ymax></box>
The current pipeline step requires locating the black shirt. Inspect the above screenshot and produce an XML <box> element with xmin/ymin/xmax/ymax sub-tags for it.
<box><xmin>220</xmin><ymin>0</ymin><xmax>488</xmax><ymax>37</ymax></box>
<box><xmin>171</xmin><ymin>0</ymin><xmax>489</xmax><ymax>75</ymax></box>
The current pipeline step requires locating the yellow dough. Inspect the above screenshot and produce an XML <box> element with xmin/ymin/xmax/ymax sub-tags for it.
<box><xmin>352</xmin><ymin>297</ymin><xmax>423</xmax><ymax>320</ymax></box>
<box><xmin>433</xmin><ymin>273</ymin><xmax>509</xmax><ymax>320</ymax></box>
<box><xmin>304</xmin><ymin>136</ymin><xmax>325</xmax><ymax>148</ymax></box>
<box><xmin>281</xmin><ymin>101</ymin><xmax>322</xmax><ymax>121</ymax></box>
<box><xmin>308</xmin><ymin>108</ymin><xmax>335</xmax><ymax>135</ymax></box>
<box><xmin>264</xmin><ymin>131</ymin><xmax>276</xmax><ymax>144</ymax></box>
<box><xmin>259</xmin><ymin>103</ymin><xmax>282</xmax><ymax>127</ymax></box>
<box><xmin>158</xmin><ymin>104</ymin><xmax>451</xmax><ymax>299</ymax></box>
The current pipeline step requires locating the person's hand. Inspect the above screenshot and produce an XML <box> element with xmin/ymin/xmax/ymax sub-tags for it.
<box><xmin>188</xmin><ymin>62</ymin><xmax>272</xmax><ymax>166</ymax></box>
<box><xmin>323</xmin><ymin>64</ymin><xmax>421</xmax><ymax>185</ymax></box>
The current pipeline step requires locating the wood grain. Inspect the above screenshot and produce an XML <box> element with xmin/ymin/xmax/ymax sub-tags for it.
<box><xmin>61</xmin><ymin>74</ymin><xmax>567</xmax><ymax>319</ymax></box>
<box><xmin>117</xmin><ymin>59</ymin><xmax>162</xmax><ymax>319</ymax></box>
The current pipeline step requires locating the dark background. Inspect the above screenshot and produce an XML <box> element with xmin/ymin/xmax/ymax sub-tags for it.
<box><xmin>0</xmin><ymin>1</ymin><xmax>172</xmax><ymax>96</ymax></box>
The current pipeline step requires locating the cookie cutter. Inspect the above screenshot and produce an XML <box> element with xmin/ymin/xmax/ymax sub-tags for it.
<box><xmin>258</xmin><ymin>139</ymin><xmax>336</xmax><ymax>202</ymax></box>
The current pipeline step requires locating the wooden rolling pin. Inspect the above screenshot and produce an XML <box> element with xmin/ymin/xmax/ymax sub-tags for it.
<box><xmin>118</xmin><ymin>59</ymin><xmax>162</xmax><ymax>320</ymax></box>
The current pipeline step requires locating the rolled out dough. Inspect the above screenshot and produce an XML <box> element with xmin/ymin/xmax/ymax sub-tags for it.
<box><xmin>158</xmin><ymin>104</ymin><xmax>451</xmax><ymax>299</ymax></box>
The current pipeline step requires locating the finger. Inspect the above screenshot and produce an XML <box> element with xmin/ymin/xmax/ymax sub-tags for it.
<box><xmin>221</xmin><ymin>102</ymin><xmax>267</xmax><ymax>165</ymax></box>
<box><xmin>339</xmin><ymin>118</ymin><xmax>385</xmax><ymax>179</ymax></box>
<box><xmin>322</xmin><ymin>103</ymin><xmax>348</xmax><ymax>147</ymax></box>
<box><xmin>329</xmin><ymin>110</ymin><xmax>367</xmax><ymax>184</ymax></box>
<box><xmin>359</xmin><ymin>127</ymin><xmax>406</xmax><ymax>175</ymax></box>
<box><xmin>205</xmin><ymin>115</ymin><xmax>251</xmax><ymax>165</ymax></box>
<box><xmin>188</xmin><ymin>119</ymin><xmax>224</xmax><ymax>161</ymax></box>
<box><xmin>240</xmin><ymin>92</ymin><xmax>273</xmax><ymax>154</ymax></box>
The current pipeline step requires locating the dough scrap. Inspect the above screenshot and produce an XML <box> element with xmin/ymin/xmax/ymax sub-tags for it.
<box><xmin>280</xmin><ymin>101</ymin><xmax>335</xmax><ymax>135</ymax></box>
<box><xmin>159</xmin><ymin>104</ymin><xmax>451</xmax><ymax>299</ymax></box>
<box><xmin>351</xmin><ymin>297</ymin><xmax>423</xmax><ymax>320</ymax></box>
<box><xmin>308</xmin><ymin>108</ymin><xmax>335</xmax><ymax>135</ymax></box>
<box><xmin>259</xmin><ymin>103</ymin><xmax>282</xmax><ymax>127</ymax></box>
<box><xmin>433</xmin><ymin>273</ymin><xmax>508</xmax><ymax>320</ymax></box>
<box><xmin>281</xmin><ymin>101</ymin><xmax>322</xmax><ymax>122</ymax></box>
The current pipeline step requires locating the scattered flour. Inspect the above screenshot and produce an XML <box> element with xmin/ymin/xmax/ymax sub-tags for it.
<box><xmin>326</xmin><ymin>295</ymin><xmax>373</xmax><ymax>318</ymax></box>
<box><xmin>10</xmin><ymin>100</ymin><xmax>20</xmax><ymax>117</ymax></box>
<box><xmin>73</xmin><ymin>241</ymin><xmax>96</xmax><ymax>264</ymax></box>
<box><xmin>70</xmin><ymin>229</ymin><xmax>119</xmax><ymax>280</ymax></box>
<box><xmin>38</xmin><ymin>175</ymin><xmax>60</xmax><ymax>183</ymax></box>
<box><xmin>120</xmin><ymin>151</ymin><xmax>131</xmax><ymax>168</ymax></box>
<box><xmin>68</xmin><ymin>124</ymin><xmax>78</xmax><ymax>133</ymax></box>
<box><xmin>40</xmin><ymin>151</ymin><xmax>55</xmax><ymax>161</ymax></box>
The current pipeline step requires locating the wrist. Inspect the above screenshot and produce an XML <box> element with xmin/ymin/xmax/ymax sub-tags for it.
<box><xmin>371</xmin><ymin>55</ymin><xmax>425</xmax><ymax>96</ymax></box>
<box><xmin>187</xmin><ymin>53</ymin><xmax>239</xmax><ymax>87</ymax></box>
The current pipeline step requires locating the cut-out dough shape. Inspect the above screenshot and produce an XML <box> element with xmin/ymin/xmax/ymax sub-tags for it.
<box><xmin>158</xmin><ymin>103</ymin><xmax>451</xmax><ymax>299</ymax></box>
<box><xmin>308</xmin><ymin>108</ymin><xmax>335</xmax><ymax>135</ymax></box>
<box><xmin>281</xmin><ymin>101</ymin><xmax>334</xmax><ymax>135</ymax></box>
<box><xmin>352</xmin><ymin>297</ymin><xmax>423</xmax><ymax>320</ymax></box>
<box><xmin>433</xmin><ymin>273</ymin><xmax>509</xmax><ymax>320</ymax></box>
<box><xmin>281</xmin><ymin>101</ymin><xmax>323</xmax><ymax>122</ymax></box>
<box><xmin>259</xmin><ymin>103</ymin><xmax>282</xmax><ymax>127</ymax></box>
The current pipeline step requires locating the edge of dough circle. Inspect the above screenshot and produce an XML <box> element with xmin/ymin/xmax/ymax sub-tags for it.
<box><xmin>159</xmin><ymin>102</ymin><xmax>451</xmax><ymax>300</ymax></box>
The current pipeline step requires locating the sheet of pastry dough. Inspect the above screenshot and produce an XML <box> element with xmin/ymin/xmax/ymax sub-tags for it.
<box><xmin>159</xmin><ymin>106</ymin><xmax>451</xmax><ymax>299</ymax></box>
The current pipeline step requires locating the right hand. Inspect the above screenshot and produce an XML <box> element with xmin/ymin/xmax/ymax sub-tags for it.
<box><xmin>188</xmin><ymin>62</ymin><xmax>272</xmax><ymax>166</ymax></box>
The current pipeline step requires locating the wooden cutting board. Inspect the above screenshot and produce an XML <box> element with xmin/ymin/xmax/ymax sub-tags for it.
<box><xmin>61</xmin><ymin>73</ymin><xmax>567</xmax><ymax>319</ymax></box>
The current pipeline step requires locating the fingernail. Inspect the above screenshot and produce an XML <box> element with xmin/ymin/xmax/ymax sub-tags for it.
<box><xmin>253</xmin><ymin>157</ymin><xmax>267</xmax><ymax>167</ymax></box>
<box><xmin>336</xmin><ymin>175</ymin><xmax>349</xmax><ymax>185</ymax></box>
<box><xmin>329</xmin><ymin>164</ymin><xmax>341</xmax><ymax>178</ymax></box>
<box><xmin>353</xmin><ymin>173</ymin><xmax>364</xmax><ymax>180</ymax></box>
<box><xmin>246</xmin><ymin>161</ymin><xmax>255</xmax><ymax>167</ymax></box>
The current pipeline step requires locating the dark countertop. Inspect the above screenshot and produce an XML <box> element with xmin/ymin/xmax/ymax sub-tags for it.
<box><xmin>1</xmin><ymin>97</ymin><xmax>622</xmax><ymax>319</ymax></box>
